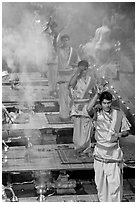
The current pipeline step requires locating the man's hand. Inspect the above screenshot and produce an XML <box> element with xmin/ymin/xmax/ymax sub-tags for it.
<box><xmin>115</xmin><ymin>131</ymin><xmax>129</xmax><ymax>138</ymax></box>
<box><xmin>96</xmin><ymin>83</ymin><xmax>104</xmax><ymax>95</ymax></box>
<box><xmin>120</xmin><ymin>131</ymin><xmax>129</xmax><ymax>137</ymax></box>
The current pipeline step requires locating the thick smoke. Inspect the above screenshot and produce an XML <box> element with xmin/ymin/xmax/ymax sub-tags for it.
<box><xmin>3</xmin><ymin>5</ymin><xmax>52</xmax><ymax>73</ymax></box>
<box><xmin>3</xmin><ymin>2</ymin><xmax>134</xmax><ymax>70</ymax></box>
<box><xmin>48</xmin><ymin>2</ymin><xmax>107</xmax><ymax>46</ymax></box>
<box><xmin>2</xmin><ymin>2</ymin><xmax>109</xmax><ymax>72</ymax></box>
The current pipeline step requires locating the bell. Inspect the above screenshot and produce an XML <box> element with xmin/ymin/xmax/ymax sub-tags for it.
<box><xmin>2</xmin><ymin>140</ymin><xmax>9</xmax><ymax>152</ymax></box>
<box><xmin>2</xmin><ymin>185</ymin><xmax>7</xmax><ymax>202</ymax></box>
<box><xmin>3</xmin><ymin>186</ymin><xmax>19</xmax><ymax>202</ymax></box>
<box><xmin>37</xmin><ymin>194</ymin><xmax>46</xmax><ymax>202</ymax></box>
<box><xmin>10</xmin><ymin>195</ymin><xmax>19</xmax><ymax>202</ymax></box>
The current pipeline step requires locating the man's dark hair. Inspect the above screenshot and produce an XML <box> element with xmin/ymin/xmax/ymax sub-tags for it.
<box><xmin>60</xmin><ymin>34</ymin><xmax>70</xmax><ymax>41</ymax></box>
<box><xmin>99</xmin><ymin>91</ymin><xmax>113</xmax><ymax>104</ymax></box>
<box><xmin>78</xmin><ymin>60</ymin><xmax>89</xmax><ymax>68</ymax></box>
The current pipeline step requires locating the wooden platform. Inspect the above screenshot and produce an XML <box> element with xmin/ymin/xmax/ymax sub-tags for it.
<box><xmin>2</xmin><ymin>113</ymin><xmax>74</xmax><ymax>131</ymax></box>
<box><xmin>3</xmin><ymin>173</ymin><xmax>135</xmax><ymax>202</ymax></box>
<box><xmin>2</xmin><ymin>144</ymin><xmax>94</xmax><ymax>172</ymax></box>
<box><xmin>2</xmin><ymin>85</ymin><xmax>55</xmax><ymax>102</ymax></box>
<box><xmin>13</xmin><ymin>193</ymin><xmax>135</xmax><ymax>202</ymax></box>
<box><xmin>2</xmin><ymin>72</ymin><xmax>48</xmax><ymax>84</ymax></box>
<box><xmin>17</xmin><ymin>194</ymin><xmax>99</xmax><ymax>202</ymax></box>
<box><xmin>2</xmin><ymin>142</ymin><xmax>135</xmax><ymax>202</ymax></box>
<box><xmin>3</xmin><ymin>140</ymin><xmax>135</xmax><ymax>172</ymax></box>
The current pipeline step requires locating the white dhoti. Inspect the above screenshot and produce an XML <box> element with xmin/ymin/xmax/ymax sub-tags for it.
<box><xmin>59</xmin><ymin>82</ymin><xmax>70</xmax><ymax>119</ymax></box>
<box><xmin>47</xmin><ymin>63</ymin><xmax>58</xmax><ymax>92</ymax></box>
<box><xmin>72</xmin><ymin>116</ymin><xmax>92</xmax><ymax>152</ymax></box>
<box><xmin>94</xmin><ymin>159</ymin><xmax>123</xmax><ymax>202</ymax></box>
<box><xmin>70</xmin><ymin>74</ymin><xmax>95</xmax><ymax>152</ymax></box>
<box><xmin>92</xmin><ymin>109</ymin><xmax>131</xmax><ymax>202</ymax></box>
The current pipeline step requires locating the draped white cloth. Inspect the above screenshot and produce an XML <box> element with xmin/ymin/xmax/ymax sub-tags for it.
<box><xmin>92</xmin><ymin>108</ymin><xmax>131</xmax><ymax>202</ymax></box>
<box><xmin>70</xmin><ymin>75</ymin><xmax>94</xmax><ymax>152</ymax></box>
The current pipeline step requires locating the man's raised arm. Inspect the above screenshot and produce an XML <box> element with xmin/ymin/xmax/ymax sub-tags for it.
<box><xmin>87</xmin><ymin>84</ymin><xmax>104</xmax><ymax>113</ymax></box>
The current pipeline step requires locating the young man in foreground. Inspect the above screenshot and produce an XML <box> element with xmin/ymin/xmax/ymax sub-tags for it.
<box><xmin>87</xmin><ymin>85</ymin><xmax>131</xmax><ymax>202</ymax></box>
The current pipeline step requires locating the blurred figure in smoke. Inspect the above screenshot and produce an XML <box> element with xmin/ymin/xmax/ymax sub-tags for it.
<box><xmin>57</xmin><ymin>34</ymin><xmax>79</xmax><ymax>70</ymax></box>
<box><xmin>110</xmin><ymin>9</ymin><xmax>126</xmax><ymax>42</ymax></box>
<box><xmin>42</xmin><ymin>17</ymin><xmax>59</xmax><ymax>96</ymax></box>
<box><xmin>57</xmin><ymin>34</ymin><xmax>80</xmax><ymax>120</ymax></box>
<box><xmin>82</xmin><ymin>16</ymin><xmax>120</xmax><ymax>84</ymax></box>
<box><xmin>83</xmin><ymin>17</ymin><xmax>114</xmax><ymax>66</ymax></box>
<box><xmin>94</xmin><ymin>17</ymin><xmax>112</xmax><ymax>64</ymax></box>
<box><xmin>42</xmin><ymin>16</ymin><xmax>60</xmax><ymax>52</ymax></box>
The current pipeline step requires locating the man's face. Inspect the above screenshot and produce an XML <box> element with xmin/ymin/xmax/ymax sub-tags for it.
<box><xmin>101</xmin><ymin>99</ymin><xmax>112</xmax><ymax>112</ymax></box>
<box><xmin>79</xmin><ymin>65</ymin><xmax>88</xmax><ymax>77</ymax></box>
<box><xmin>62</xmin><ymin>38</ymin><xmax>70</xmax><ymax>47</ymax></box>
